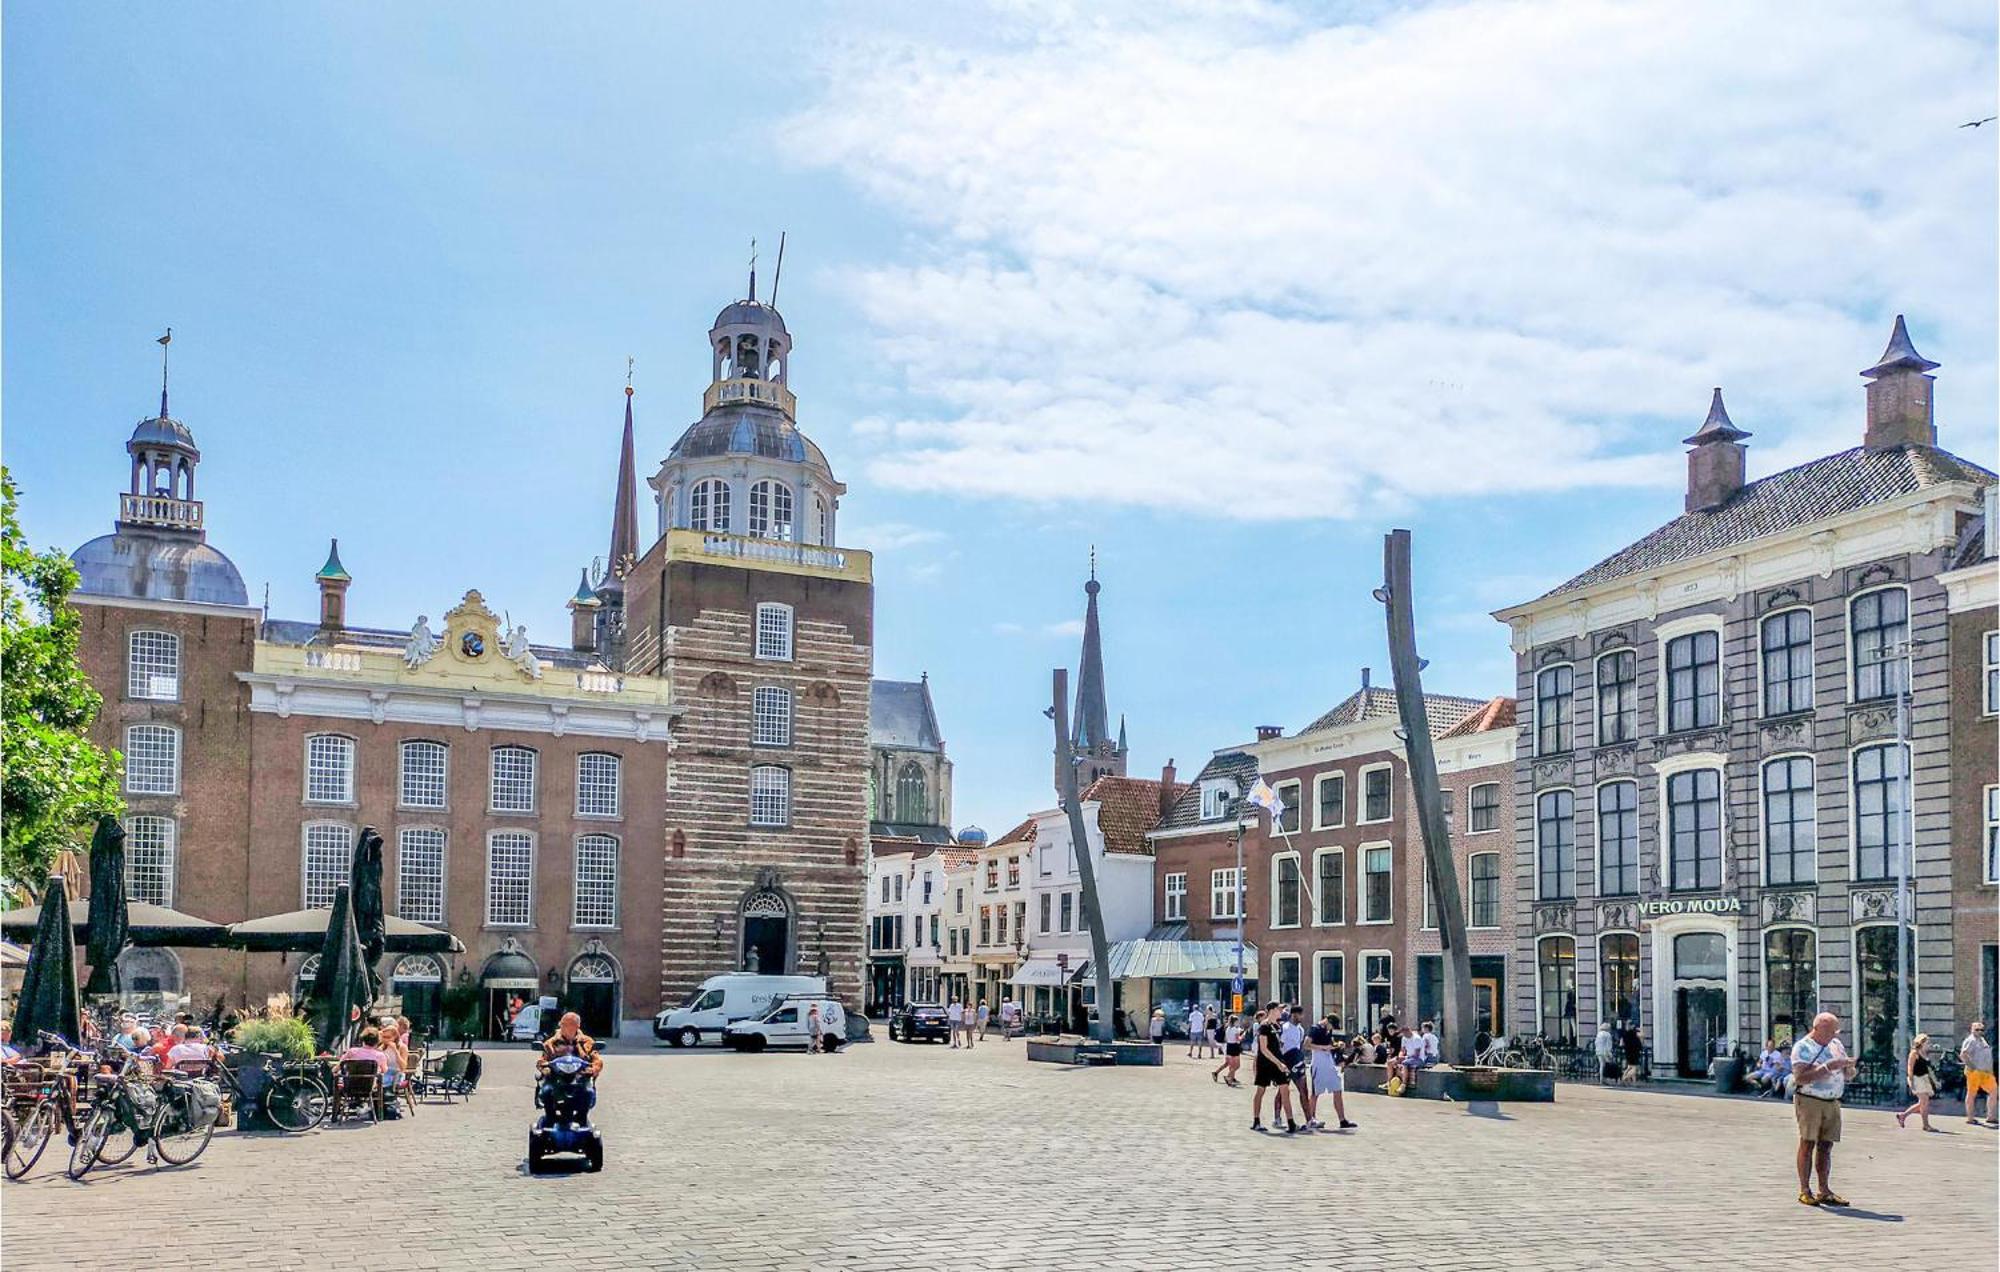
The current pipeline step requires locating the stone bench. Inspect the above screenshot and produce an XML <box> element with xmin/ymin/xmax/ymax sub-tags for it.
<box><xmin>1025</xmin><ymin>1040</ymin><xmax>1164</xmax><ymax>1066</ymax></box>
<box><xmin>1342</xmin><ymin>1063</ymin><xmax>1554</xmax><ymax>1102</ymax></box>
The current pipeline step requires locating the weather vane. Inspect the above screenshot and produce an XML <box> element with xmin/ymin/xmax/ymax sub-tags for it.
<box><xmin>157</xmin><ymin>327</ymin><xmax>172</xmax><ymax>415</ymax></box>
<box><xmin>627</xmin><ymin>355</ymin><xmax>635</xmax><ymax>396</ymax></box>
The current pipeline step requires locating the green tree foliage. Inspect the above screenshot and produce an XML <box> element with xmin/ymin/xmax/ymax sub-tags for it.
<box><xmin>1</xmin><ymin>469</ymin><xmax>121</xmax><ymax>891</ymax></box>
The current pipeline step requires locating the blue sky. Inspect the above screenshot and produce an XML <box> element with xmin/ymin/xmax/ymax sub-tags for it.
<box><xmin>6</xmin><ymin>2</ymin><xmax>1994</xmax><ymax>835</ymax></box>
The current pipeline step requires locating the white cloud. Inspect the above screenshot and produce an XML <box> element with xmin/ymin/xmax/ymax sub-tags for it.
<box><xmin>990</xmin><ymin>617</ymin><xmax>1087</xmax><ymax>638</ymax></box>
<box><xmin>842</xmin><ymin>520</ymin><xmax>947</xmax><ymax>551</ymax></box>
<box><xmin>784</xmin><ymin>0</ymin><xmax>1996</xmax><ymax>520</ymax></box>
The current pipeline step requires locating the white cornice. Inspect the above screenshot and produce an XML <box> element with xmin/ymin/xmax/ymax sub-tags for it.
<box><xmin>70</xmin><ymin>592</ymin><xmax>261</xmax><ymax>619</ymax></box>
<box><xmin>1940</xmin><ymin>560</ymin><xmax>1998</xmax><ymax>613</ymax></box>
<box><xmin>1493</xmin><ymin>481</ymin><xmax>1984</xmax><ymax>647</ymax></box>
<box><xmin>241</xmin><ymin>673</ymin><xmax>678</xmax><ymax>742</ymax></box>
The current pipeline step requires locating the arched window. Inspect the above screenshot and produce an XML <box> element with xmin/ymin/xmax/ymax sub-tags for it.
<box><xmin>690</xmin><ymin>478</ymin><xmax>731</xmax><ymax>533</ymax></box>
<box><xmin>896</xmin><ymin>762</ymin><xmax>927</xmax><ymax>823</ymax></box>
<box><xmin>125</xmin><ymin>815</ymin><xmax>176</xmax><ymax>905</ymax></box>
<box><xmin>749</xmin><ymin>480</ymin><xmax>794</xmax><ymax>541</ymax></box>
<box><xmin>573</xmin><ymin>834</ymin><xmax>619</xmax><ymax>928</ymax></box>
<box><xmin>125</xmin><ymin>724</ymin><xmax>180</xmax><ymax>795</ymax></box>
<box><xmin>119</xmin><ymin>948</ymin><xmax>182</xmax><ymax>998</ymax></box>
<box><xmin>293</xmin><ymin>954</ymin><xmax>321</xmax><ymax>1003</ymax></box>
<box><xmin>127</xmin><ymin>630</ymin><xmax>180</xmax><ymax>701</ymax></box>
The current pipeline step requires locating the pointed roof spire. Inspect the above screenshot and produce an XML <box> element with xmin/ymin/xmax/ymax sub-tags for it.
<box><xmin>1682</xmin><ymin>387</ymin><xmax>1751</xmax><ymax>445</ymax></box>
<box><xmin>1862</xmin><ymin>313</ymin><xmax>1939</xmax><ymax>378</ymax></box>
<box><xmin>156</xmin><ymin>328</ymin><xmax>172</xmax><ymax>418</ymax></box>
<box><xmin>1072</xmin><ymin>554</ymin><xmax>1112</xmax><ymax>753</ymax></box>
<box><xmin>1116</xmin><ymin>712</ymin><xmax>1127</xmax><ymax>753</ymax></box>
<box><xmin>316</xmin><ymin>538</ymin><xmax>350</xmax><ymax>582</ymax></box>
<box><xmin>569</xmin><ymin>567</ymin><xmax>601</xmax><ymax>609</ymax></box>
<box><xmin>604</xmin><ymin>378</ymin><xmax>641</xmax><ymax>590</ymax></box>
<box><xmin>748</xmin><ymin>236</ymin><xmax>758</xmax><ymax>303</ymax></box>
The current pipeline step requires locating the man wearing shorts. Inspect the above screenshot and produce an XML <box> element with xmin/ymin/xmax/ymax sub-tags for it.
<box><xmin>1250</xmin><ymin>1005</ymin><xmax>1297</xmax><ymax>1134</ymax></box>
<box><xmin>1790</xmin><ymin>1011</ymin><xmax>1857</xmax><ymax>1207</ymax></box>
<box><xmin>1959</xmin><ymin>1022</ymin><xmax>1997</xmax><ymax>1126</ymax></box>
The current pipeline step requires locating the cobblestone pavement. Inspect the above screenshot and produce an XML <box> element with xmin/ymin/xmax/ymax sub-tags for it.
<box><xmin>5</xmin><ymin>1036</ymin><xmax>1994</xmax><ymax>1270</ymax></box>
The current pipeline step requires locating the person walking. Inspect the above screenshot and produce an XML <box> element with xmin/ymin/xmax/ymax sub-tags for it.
<box><xmin>976</xmin><ymin>1000</ymin><xmax>992</xmax><ymax>1041</ymax></box>
<box><xmin>1309</xmin><ymin>1014</ymin><xmax>1356</xmax><ymax>1131</ymax></box>
<box><xmin>1186</xmin><ymin>1004</ymin><xmax>1207</xmax><ymax>1059</ymax></box>
<box><xmin>806</xmin><ymin>1004</ymin><xmax>824</xmax><ymax>1055</ymax></box>
<box><xmin>1251</xmin><ymin>1005</ymin><xmax>1297</xmax><ymax>1134</ymax></box>
<box><xmin>1148</xmin><ymin>1008</ymin><xmax>1166</xmax><ymax>1046</ymax></box>
<box><xmin>1214</xmin><ymin>1015</ymin><xmax>1244</xmax><ymax>1087</ymax></box>
<box><xmin>1594</xmin><ymin>1020</ymin><xmax>1618</xmax><ymax>1082</ymax></box>
<box><xmin>946</xmin><ymin>998</ymin><xmax>964</xmax><ymax>1049</ymax></box>
<box><xmin>1620</xmin><ymin>1021</ymin><xmax>1644</xmax><ymax>1085</ymax></box>
<box><xmin>1959</xmin><ymin>1022</ymin><xmax>1997</xmax><ymax>1126</ymax></box>
<box><xmin>1790</xmin><ymin>1011</ymin><xmax>1857</xmax><ymax>1207</ymax></box>
<box><xmin>1897</xmin><ymin>1034</ymin><xmax>1938</xmax><ymax>1131</ymax></box>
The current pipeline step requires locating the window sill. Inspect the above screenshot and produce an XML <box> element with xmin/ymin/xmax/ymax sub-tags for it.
<box><xmin>1311</xmin><ymin>919</ymin><xmax>1348</xmax><ymax>928</ymax></box>
<box><xmin>570</xmin><ymin>925</ymin><xmax>620</xmax><ymax>934</ymax></box>
<box><xmin>575</xmin><ymin>813</ymin><xmax>624</xmax><ymax>823</ymax></box>
<box><xmin>1269</xmin><ymin>922</ymin><xmax>1302</xmax><ymax>931</ymax></box>
<box><xmin>302</xmin><ymin>799</ymin><xmax>355</xmax><ymax>809</ymax></box>
<box><xmin>397</xmin><ymin>804</ymin><xmax>449</xmax><ymax>816</ymax></box>
<box><xmin>482</xmin><ymin>922</ymin><xmax>534</xmax><ymax>931</ymax></box>
<box><xmin>1358</xmin><ymin>917</ymin><xmax>1394</xmax><ymax>926</ymax></box>
<box><xmin>488</xmin><ymin>808</ymin><xmax>539</xmax><ymax>818</ymax></box>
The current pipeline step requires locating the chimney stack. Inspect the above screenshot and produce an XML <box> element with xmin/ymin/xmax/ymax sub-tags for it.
<box><xmin>567</xmin><ymin>568</ymin><xmax>601</xmax><ymax>653</ymax></box>
<box><xmin>1683</xmin><ymin>388</ymin><xmax>1751</xmax><ymax>513</ymax></box>
<box><xmin>1255</xmin><ymin>725</ymin><xmax>1283</xmax><ymax>742</ymax></box>
<box><xmin>315</xmin><ymin>539</ymin><xmax>351</xmax><ymax>630</ymax></box>
<box><xmin>1159</xmin><ymin>759</ymin><xmax>1177</xmax><ymax>816</ymax></box>
<box><xmin>1861</xmin><ymin>314</ymin><xmax>1939</xmax><ymax>451</ymax></box>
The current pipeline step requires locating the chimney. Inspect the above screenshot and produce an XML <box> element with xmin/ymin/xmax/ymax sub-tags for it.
<box><xmin>1683</xmin><ymin>388</ymin><xmax>1751</xmax><ymax>513</ymax></box>
<box><xmin>1255</xmin><ymin>725</ymin><xmax>1283</xmax><ymax>742</ymax></box>
<box><xmin>315</xmin><ymin>539</ymin><xmax>351</xmax><ymax>630</ymax></box>
<box><xmin>1861</xmin><ymin>314</ymin><xmax>1939</xmax><ymax>451</ymax></box>
<box><xmin>1159</xmin><ymin>759</ymin><xmax>1177</xmax><ymax>816</ymax></box>
<box><xmin>567</xmin><ymin>567</ymin><xmax>601</xmax><ymax>653</ymax></box>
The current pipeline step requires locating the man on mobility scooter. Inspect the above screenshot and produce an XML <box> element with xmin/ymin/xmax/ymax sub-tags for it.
<box><xmin>529</xmin><ymin>1012</ymin><xmax>603</xmax><ymax>1173</ymax></box>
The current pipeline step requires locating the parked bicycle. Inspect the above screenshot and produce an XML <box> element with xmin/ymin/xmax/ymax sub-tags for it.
<box><xmin>4</xmin><ymin>1033</ymin><xmax>93</xmax><ymax>1179</ymax></box>
<box><xmin>211</xmin><ymin>1043</ymin><xmax>328</xmax><ymax>1133</ymax></box>
<box><xmin>67</xmin><ymin>1050</ymin><xmax>219</xmax><ymax>1179</ymax></box>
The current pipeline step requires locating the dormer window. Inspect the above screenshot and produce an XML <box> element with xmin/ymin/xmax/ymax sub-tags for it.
<box><xmin>1200</xmin><ymin>781</ymin><xmax>1236</xmax><ymax>821</ymax></box>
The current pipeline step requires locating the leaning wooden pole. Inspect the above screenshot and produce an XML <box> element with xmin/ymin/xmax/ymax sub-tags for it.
<box><xmin>1381</xmin><ymin>529</ymin><xmax>1478</xmax><ymax>1066</ymax></box>
<box><xmin>1052</xmin><ymin>668</ymin><xmax>1116</xmax><ymax>1043</ymax></box>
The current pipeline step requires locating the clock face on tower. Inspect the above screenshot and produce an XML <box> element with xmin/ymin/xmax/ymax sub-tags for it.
<box><xmin>461</xmin><ymin>631</ymin><xmax>485</xmax><ymax>659</ymax></box>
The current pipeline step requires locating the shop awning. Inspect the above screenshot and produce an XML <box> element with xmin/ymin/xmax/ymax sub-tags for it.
<box><xmin>1075</xmin><ymin>939</ymin><xmax>1259</xmax><ymax>983</ymax></box>
<box><xmin>1007</xmin><ymin>958</ymin><xmax>1073</xmax><ymax>987</ymax></box>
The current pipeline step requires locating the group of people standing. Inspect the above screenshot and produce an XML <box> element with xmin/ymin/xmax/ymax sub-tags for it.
<box><xmin>944</xmin><ymin>998</ymin><xmax>1014</xmax><ymax>1047</ymax></box>
<box><xmin>1219</xmin><ymin>1003</ymin><xmax>1361</xmax><ymax>1134</ymax></box>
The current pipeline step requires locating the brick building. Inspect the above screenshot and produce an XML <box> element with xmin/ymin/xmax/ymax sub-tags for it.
<box><xmin>1493</xmin><ymin>317</ymin><xmax>1994</xmax><ymax>1073</ymax></box>
<box><xmin>1941</xmin><ymin>489</ymin><xmax>1996</xmax><ymax>1030</ymax></box>
<box><xmin>72</xmin><ymin>279</ymin><xmax>874</xmax><ymax>1032</ymax></box>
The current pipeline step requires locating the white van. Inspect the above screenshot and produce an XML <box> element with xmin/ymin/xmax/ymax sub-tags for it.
<box><xmin>722</xmin><ymin>997</ymin><xmax>848</xmax><ymax>1052</ymax></box>
<box><xmin>655</xmin><ymin>973</ymin><xmax>827</xmax><ymax>1047</ymax></box>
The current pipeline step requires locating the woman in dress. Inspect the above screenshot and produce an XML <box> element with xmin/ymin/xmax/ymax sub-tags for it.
<box><xmin>1897</xmin><ymin>1033</ymin><xmax>1938</xmax><ymax>1131</ymax></box>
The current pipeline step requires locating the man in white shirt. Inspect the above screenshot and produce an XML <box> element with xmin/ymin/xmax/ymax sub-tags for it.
<box><xmin>1187</xmin><ymin>1005</ymin><xmax>1208</xmax><ymax>1059</ymax></box>
<box><xmin>1419</xmin><ymin>1021</ymin><xmax>1441</xmax><ymax>1068</ymax></box>
<box><xmin>946</xmin><ymin>999</ymin><xmax>964</xmax><ymax>1049</ymax></box>
<box><xmin>1960</xmin><ymin>1022</ymin><xmax>1997</xmax><ymax>1126</ymax></box>
<box><xmin>1790</xmin><ymin>1011</ymin><xmax>1858</xmax><ymax>1208</ymax></box>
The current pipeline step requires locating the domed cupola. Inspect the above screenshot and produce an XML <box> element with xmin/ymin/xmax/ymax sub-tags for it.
<box><xmin>650</xmin><ymin>253</ymin><xmax>846</xmax><ymax>548</ymax></box>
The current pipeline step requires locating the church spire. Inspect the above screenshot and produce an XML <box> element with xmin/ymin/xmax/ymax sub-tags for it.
<box><xmin>1071</xmin><ymin>552</ymin><xmax>1113</xmax><ymax>754</ymax></box>
<box><xmin>605</xmin><ymin>375</ymin><xmax>640</xmax><ymax>589</ymax></box>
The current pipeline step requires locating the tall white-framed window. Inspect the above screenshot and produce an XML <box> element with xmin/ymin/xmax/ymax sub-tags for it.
<box><xmin>399</xmin><ymin>740</ymin><xmax>447</xmax><ymax>810</ymax></box>
<box><xmin>1314</xmin><ymin>951</ymin><xmax>1345</xmax><ymax>1026</ymax></box>
<box><xmin>1665</xmin><ymin>768</ymin><xmax>1723</xmax><ymax>891</ymax></box>
<box><xmin>1275</xmin><ymin>781</ymin><xmax>1302</xmax><ymax>834</ymax></box>
<box><xmin>748</xmin><ymin>480</ymin><xmax>794</xmax><ymax>541</ymax></box>
<box><xmin>1359</xmin><ymin>764</ymin><xmax>1393</xmax><ymax>824</ymax></box>
<box><xmin>1595</xmin><ymin>649</ymin><xmax>1636</xmax><ymax>745</ymax></box>
<box><xmin>1313</xmin><ymin>847</ymin><xmax>1345</xmax><ymax>925</ymax></box>
<box><xmin>1271</xmin><ymin>953</ymin><xmax>1301</xmax><ymax>1008</ymax></box>
<box><xmin>1761</xmin><ymin>755</ymin><xmax>1816</xmax><ymax>886</ymax></box>
<box><xmin>754</xmin><ymin>603</ymin><xmax>794</xmax><ymax>661</ymax></box>
<box><xmin>490</xmin><ymin>745</ymin><xmax>537</xmax><ymax>813</ymax></box>
<box><xmin>1596</xmin><ymin>779</ymin><xmax>1639</xmax><ymax>896</ymax></box>
<box><xmin>1664</xmin><ymin>630</ymin><xmax>1721</xmax><ymax>732</ymax></box>
<box><xmin>813</xmin><ymin>495</ymin><xmax>828</xmax><ymax>546</ymax></box>
<box><xmin>124</xmin><ymin>724</ymin><xmax>180</xmax><ymax>795</ymax></box>
<box><xmin>1849</xmin><ymin>586</ymin><xmax>1909</xmax><ymax>703</ymax></box>
<box><xmin>1536</xmin><ymin>789</ymin><xmax>1576</xmax><ymax>900</ymax></box>
<box><xmin>689</xmin><ymin>478</ymin><xmax>731</xmax><ymax>532</ymax></box>
<box><xmin>752</xmin><ymin>685</ymin><xmax>793</xmax><ymax>747</ymax></box>
<box><xmin>485</xmin><ymin>830</ymin><xmax>533</xmax><ymax>927</ymax></box>
<box><xmin>396</xmin><ymin>826</ymin><xmax>446</xmax><ymax>924</ymax></box>
<box><xmin>749</xmin><ymin>765</ymin><xmax>791</xmax><ymax>827</ymax></box>
<box><xmin>1985</xmin><ymin>785</ymin><xmax>1999</xmax><ymax>884</ymax></box>
<box><xmin>1211</xmin><ymin>868</ymin><xmax>1241</xmax><ymax>919</ymax></box>
<box><xmin>1469</xmin><ymin>782</ymin><xmax>1502</xmax><ymax>833</ymax></box>
<box><xmin>1850</xmin><ymin>743</ymin><xmax>1908</xmax><ymax>882</ymax></box>
<box><xmin>1271</xmin><ymin>852</ymin><xmax>1302</xmax><ymax>928</ymax></box>
<box><xmin>1361</xmin><ymin>844</ymin><xmax>1392</xmax><ymax>924</ymax></box>
<box><xmin>576</xmin><ymin>752</ymin><xmax>622</xmax><ymax>818</ymax></box>
<box><xmin>1422</xmin><ymin>860</ymin><xmax>1437</xmax><ymax>930</ymax></box>
<box><xmin>1984</xmin><ymin>631</ymin><xmax>1999</xmax><ymax>715</ymax></box>
<box><xmin>124</xmin><ymin>815</ymin><xmax>176</xmax><ymax>905</ymax></box>
<box><xmin>573</xmin><ymin>833</ymin><xmax>619</xmax><ymax>928</ymax></box>
<box><xmin>1535</xmin><ymin>664</ymin><xmax>1574</xmax><ymax>754</ymax></box>
<box><xmin>305</xmin><ymin>733</ymin><xmax>356</xmax><ymax>804</ymax></box>
<box><xmin>1314</xmin><ymin>772</ymin><xmax>1346</xmax><ymax>829</ymax></box>
<box><xmin>1468</xmin><ymin>851</ymin><xmax>1500</xmax><ymax>928</ymax></box>
<box><xmin>1760</xmin><ymin>608</ymin><xmax>1815</xmax><ymax>717</ymax></box>
<box><xmin>1363</xmin><ymin>951</ymin><xmax>1394</xmax><ymax>1031</ymax></box>
<box><xmin>1163</xmin><ymin>872</ymin><xmax>1187</xmax><ymax>921</ymax></box>
<box><xmin>127</xmin><ymin>630</ymin><xmax>180</xmax><ymax>701</ymax></box>
<box><xmin>302</xmin><ymin>822</ymin><xmax>353</xmax><ymax>908</ymax></box>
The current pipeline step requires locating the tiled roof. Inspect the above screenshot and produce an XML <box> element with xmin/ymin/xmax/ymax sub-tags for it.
<box><xmin>1080</xmin><ymin>775</ymin><xmax>1183</xmax><ymax>855</ymax></box>
<box><xmin>869</xmin><ymin>821</ymin><xmax>955</xmax><ymax>844</ymax></box>
<box><xmin>937</xmin><ymin>847</ymin><xmax>980</xmax><ymax>873</ymax></box>
<box><xmin>1155</xmin><ymin>751</ymin><xmax>1260</xmax><ymax>831</ymax></box>
<box><xmin>1298</xmin><ymin>687</ymin><xmax>1486</xmax><ymax>738</ymax></box>
<box><xmin>1950</xmin><ymin>512</ymin><xmax>1991</xmax><ymax>570</ymax></box>
<box><xmin>1537</xmin><ymin>444</ymin><xmax>1994</xmax><ymax>601</ymax></box>
<box><xmin>1437</xmin><ymin>696</ymin><xmax>1517</xmax><ymax>739</ymax></box>
<box><xmin>870</xmin><ymin>678</ymin><xmax>944</xmax><ymax>752</ymax></box>
<box><xmin>868</xmin><ymin>836</ymin><xmax>940</xmax><ymax>861</ymax></box>
<box><xmin>987</xmin><ymin>815</ymin><xmax>1047</xmax><ymax>850</ymax></box>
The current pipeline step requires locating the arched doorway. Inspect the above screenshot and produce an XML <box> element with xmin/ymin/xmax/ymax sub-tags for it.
<box><xmin>740</xmin><ymin>872</ymin><xmax>793</xmax><ymax>975</ymax></box>
<box><xmin>391</xmin><ymin>954</ymin><xmax>447</xmax><ymax>1040</ymax></box>
<box><xmin>566</xmin><ymin>943</ymin><xmax>621</xmax><ymax>1038</ymax></box>
<box><xmin>479</xmin><ymin>939</ymin><xmax>541</xmax><ymax>1040</ymax></box>
<box><xmin>293</xmin><ymin>954</ymin><xmax>321</xmax><ymax>1007</ymax></box>
<box><xmin>118</xmin><ymin>948</ymin><xmax>183</xmax><ymax>1016</ymax></box>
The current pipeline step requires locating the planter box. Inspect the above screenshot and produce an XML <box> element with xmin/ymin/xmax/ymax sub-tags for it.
<box><xmin>1025</xmin><ymin>1040</ymin><xmax>1163</xmax><ymax>1067</ymax></box>
<box><xmin>1343</xmin><ymin>1063</ymin><xmax>1554</xmax><ymax>1102</ymax></box>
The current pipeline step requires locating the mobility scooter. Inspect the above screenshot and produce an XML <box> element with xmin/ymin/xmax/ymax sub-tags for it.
<box><xmin>527</xmin><ymin>1051</ymin><xmax>602</xmax><ymax>1173</ymax></box>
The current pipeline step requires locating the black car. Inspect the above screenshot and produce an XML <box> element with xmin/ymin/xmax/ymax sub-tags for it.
<box><xmin>886</xmin><ymin>1004</ymin><xmax>951</xmax><ymax>1043</ymax></box>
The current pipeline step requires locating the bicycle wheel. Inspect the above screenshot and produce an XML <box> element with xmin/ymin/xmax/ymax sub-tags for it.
<box><xmin>95</xmin><ymin>1107</ymin><xmax>139</xmax><ymax>1167</ymax></box>
<box><xmin>265</xmin><ymin>1074</ymin><xmax>328</xmax><ymax>1133</ymax></box>
<box><xmin>4</xmin><ymin>1100</ymin><xmax>57</xmax><ymax>1179</ymax></box>
<box><xmin>66</xmin><ymin>1107</ymin><xmax>113</xmax><ymax>1180</ymax></box>
<box><xmin>150</xmin><ymin>1100</ymin><xmax>214</xmax><ymax>1167</ymax></box>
